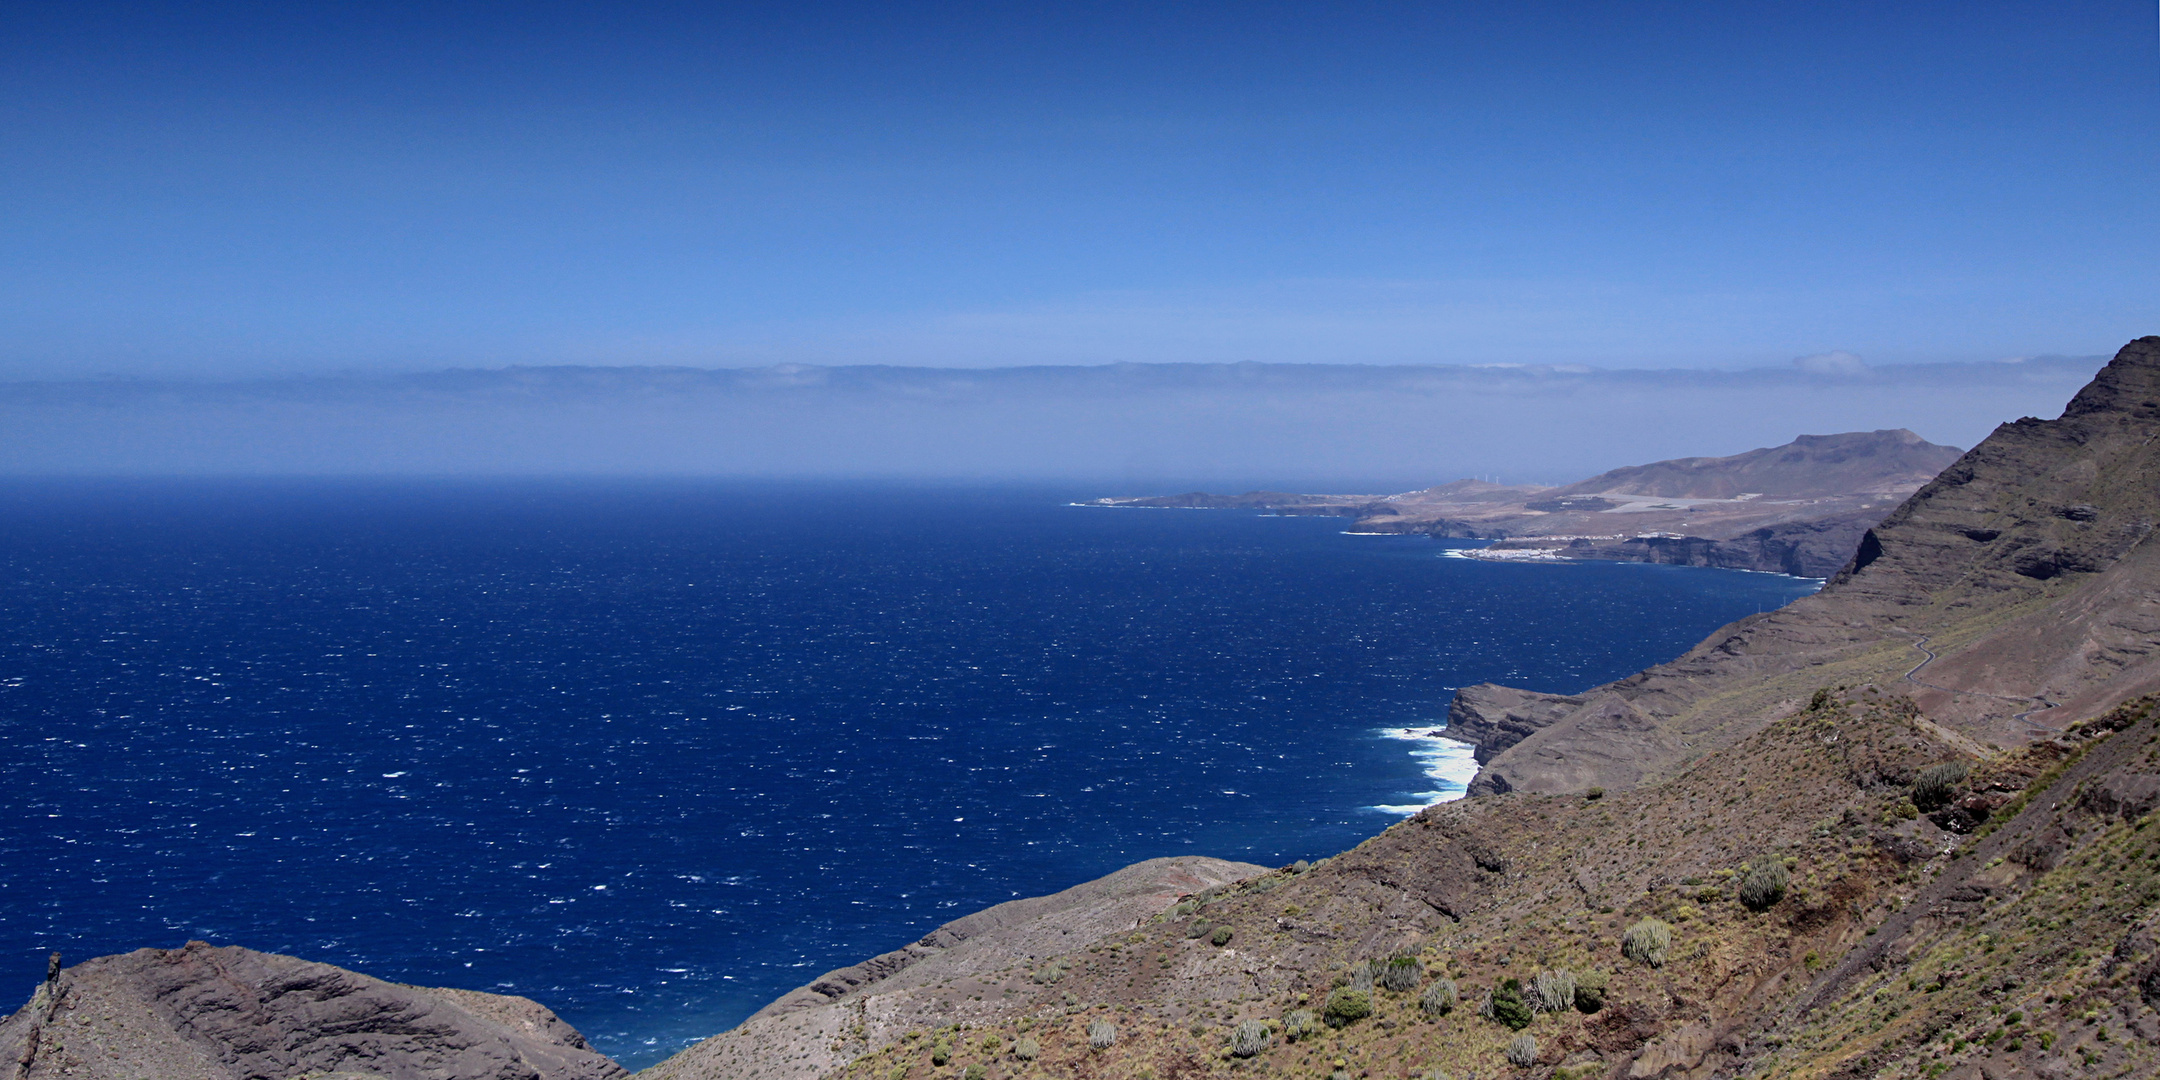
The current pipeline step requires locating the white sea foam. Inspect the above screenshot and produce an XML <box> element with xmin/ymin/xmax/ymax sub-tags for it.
<box><xmin>1370</xmin><ymin>725</ymin><xmax>1481</xmax><ymax>814</ymax></box>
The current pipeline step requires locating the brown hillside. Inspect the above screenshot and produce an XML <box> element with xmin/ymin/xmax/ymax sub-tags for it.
<box><xmin>1462</xmin><ymin>338</ymin><xmax>2160</xmax><ymax>797</ymax></box>
<box><xmin>1542</xmin><ymin>430</ymin><xmax>1963</xmax><ymax>501</ymax></box>
<box><xmin>654</xmin><ymin>338</ymin><xmax>2160</xmax><ymax>1080</ymax></box>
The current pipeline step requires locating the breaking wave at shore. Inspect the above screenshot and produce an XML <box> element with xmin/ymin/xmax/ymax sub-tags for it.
<box><xmin>1370</xmin><ymin>726</ymin><xmax>1482</xmax><ymax>814</ymax></box>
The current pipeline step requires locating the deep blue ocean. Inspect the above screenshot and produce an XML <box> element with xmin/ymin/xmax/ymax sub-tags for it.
<box><xmin>0</xmin><ymin>480</ymin><xmax>1817</xmax><ymax>1067</ymax></box>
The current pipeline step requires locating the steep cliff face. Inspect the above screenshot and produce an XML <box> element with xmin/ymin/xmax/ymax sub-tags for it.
<box><xmin>1442</xmin><ymin>684</ymin><xmax>1587</xmax><ymax>764</ymax></box>
<box><xmin>24</xmin><ymin>343</ymin><xmax>2160</xmax><ymax>1080</ymax></box>
<box><xmin>1466</xmin><ymin>338</ymin><xmax>2160</xmax><ymax>798</ymax></box>
<box><xmin>1526</xmin><ymin>508</ymin><xmax>1885</xmax><ymax>578</ymax></box>
<box><xmin>689</xmin><ymin>339</ymin><xmax>2160</xmax><ymax>1080</ymax></box>
<box><xmin>0</xmin><ymin>941</ymin><xmax>626</xmax><ymax>1080</ymax></box>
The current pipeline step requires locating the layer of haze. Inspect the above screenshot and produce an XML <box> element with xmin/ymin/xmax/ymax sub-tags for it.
<box><xmin>0</xmin><ymin>356</ymin><xmax>2105</xmax><ymax>488</ymax></box>
<box><xmin>2</xmin><ymin>2</ymin><xmax>2156</xmax><ymax>378</ymax></box>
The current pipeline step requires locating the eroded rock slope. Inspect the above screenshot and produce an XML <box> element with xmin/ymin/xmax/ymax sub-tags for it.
<box><xmin>0</xmin><ymin>940</ymin><xmax>626</xmax><ymax>1080</ymax></box>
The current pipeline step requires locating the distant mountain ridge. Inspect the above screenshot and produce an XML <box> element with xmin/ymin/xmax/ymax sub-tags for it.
<box><xmin>19</xmin><ymin>344</ymin><xmax>2160</xmax><ymax>1080</ymax></box>
<box><xmin>1099</xmin><ymin>429</ymin><xmax>1966</xmax><ymax>576</ymax></box>
<box><xmin>1543</xmin><ymin>428</ymin><xmax>1964</xmax><ymax>500</ymax></box>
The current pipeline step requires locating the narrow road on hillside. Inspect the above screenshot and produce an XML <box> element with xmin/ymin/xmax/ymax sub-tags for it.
<box><xmin>1898</xmin><ymin>631</ymin><xmax>2061</xmax><ymax>733</ymax></box>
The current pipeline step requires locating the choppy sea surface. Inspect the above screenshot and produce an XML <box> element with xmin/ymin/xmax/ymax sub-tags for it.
<box><xmin>0</xmin><ymin>480</ymin><xmax>1817</xmax><ymax>1066</ymax></box>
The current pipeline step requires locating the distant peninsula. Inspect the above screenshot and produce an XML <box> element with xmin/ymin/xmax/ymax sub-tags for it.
<box><xmin>1091</xmin><ymin>428</ymin><xmax>1965</xmax><ymax>578</ymax></box>
<box><xmin>23</xmin><ymin>341</ymin><xmax>2160</xmax><ymax>1080</ymax></box>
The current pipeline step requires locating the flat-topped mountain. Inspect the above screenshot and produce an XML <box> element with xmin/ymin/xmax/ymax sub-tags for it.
<box><xmin>1540</xmin><ymin>428</ymin><xmax>1963</xmax><ymax>501</ymax></box>
<box><xmin>1456</xmin><ymin>337</ymin><xmax>2160</xmax><ymax>799</ymax></box>
<box><xmin>1095</xmin><ymin>429</ymin><xmax>1966</xmax><ymax>576</ymax></box>
<box><xmin>18</xmin><ymin>342</ymin><xmax>2160</xmax><ymax>1080</ymax></box>
<box><xmin>699</xmin><ymin>337</ymin><xmax>2160</xmax><ymax>1080</ymax></box>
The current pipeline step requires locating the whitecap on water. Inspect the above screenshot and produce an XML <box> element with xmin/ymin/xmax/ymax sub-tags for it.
<box><xmin>1370</xmin><ymin>726</ymin><xmax>1480</xmax><ymax>814</ymax></box>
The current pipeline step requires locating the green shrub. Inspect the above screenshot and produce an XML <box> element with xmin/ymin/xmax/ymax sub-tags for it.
<box><xmin>1230</xmin><ymin>1019</ymin><xmax>1272</xmax><ymax>1057</ymax></box>
<box><xmin>930</xmin><ymin>1041</ymin><xmax>951</xmax><ymax>1066</ymax></box>
<box><xmin>1282</xmin><ymin>1008</ymin><xmax>1317</xmax><ymax>1041</ymax></box>
<box><xmin>1322</xmin><ymin>987</ymin><xmax>1373</xmax><ymax>1027</ymax></box>
<box><xmin>1585</xmin><ymin>786</ymin><xmax>1604</xmax><ymax>800</ymax></box>
<box><xmin>1488</xmin><ymin>979</ymin><xmax>1533</xmax><ymax>1030</ymax></box>
<box><xmin>1528</xmin><ymin>969</ymin><xmax>1576</xmax><ymax>1013</ymax></box>
<box><xmin>1573</xmin><ymin>968</ymin><xmax>1607</xmax><ymax>1014</ymax></box>
<box><xmin>1087</xmin><ymin>1020</ymin><xmax>1117</xmax><ymax>1049</ymax></box>
<box><xmin>980</xmin><ymin>1033</ymin><xmax>1002</xmax><ymax>1053</ymax></box>
<box><xmin>963</xmin><ymin>1066</ymin><xmax>987</xmax><ymax>1080</ymax></box>
<box><xmin>1419</xmin><ymin>977</ymin><xmax>1458</xmax><ymax>1017</ymax></box>
<box><xmin>1211</xmin><ymin>927</ymin><xmax>1234</xmax><ymax>946</ymax></box>
<box><xmin>1912</xmin><ymin>761</ymin><xmax>1970</xmax><ymax>812</ymax></box>
<box><xmin>1622</xmin><ymin>918</ymin><xmax>1673</xmax><ymax>966</ymax></box>
<box><xmin>1187</xmin><ymin>920</ymin><xmax>1213</xmax><ymax>939</ymax></box>
<box><xmin>1380</xmin><ymin>955</ymin><xmax>1423</xmax><ymax>992</ymax></box>
<box><xmin>1014</xmin><ymin>1036</ymin><xmax>1039</xmax><ymax>1060</ymax></box>
<box><xmin>1739</xmin><ymin>857</ymin><xmax>1790</xmax><ymax>911</ymax></box>
<box><xmin>1506</xmin><ymin>1032</ymin><xmax>1539</xmax><ymax>1067</ymax></box>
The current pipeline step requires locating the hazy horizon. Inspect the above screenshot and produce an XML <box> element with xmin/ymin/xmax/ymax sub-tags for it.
<box><xmin>0</xmin><ymin>352</ymin><xmax>2110</xmax><ymax>488</ymax></box>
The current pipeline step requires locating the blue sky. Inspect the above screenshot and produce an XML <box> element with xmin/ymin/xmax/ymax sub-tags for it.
<box><xmin>3</xmin><ymin>1</ymin><xmax>2155</xmax><ymax>376</ymax></box>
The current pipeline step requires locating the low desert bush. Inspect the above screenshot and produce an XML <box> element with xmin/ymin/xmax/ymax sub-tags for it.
<box><xmin>1912</xmin><ymin>761</ymin><xmax>1970</xmax><ymax>812</ymax></box>
<box><xmin>1573</xmin><ymin>968</ymin><xmax>1608</xmax><ymax>1013</ymax></box>
<box><xmin>1419</xmin><ymin>977</ymin><xmax>1458</xmax><ymax>1017</ymax></box>
<box><xmin>1282</xmin><ymin>1009</ymin><xmax>1317</xmax><ymax>1041</ymax></box>
<box><xmin>1230</xmin><ymin>1019</ymin><xmax>1272</xmax><ymax>1057</ymax></box>
<box><xmin>1529</xmin><ymin>969</ymin><xmax>1576</xmax><ymax>1013</ymax></box>
<box><xmin>1013</xmin><ymin>1037</ymin><xmax>1039</xmax><ymax>1061</ymax></box>
<box><xmin>1211</xmin><ymin>927</ymin><xmax>1234</xmax><ymax>946</ymax></box>
<box><xmin>1488</xmin><ymin>978</ymin><xmax>1533</xmax><ymax>1030</ymax></box>
<box><xmin>1506</xmin><ymin>1033</ymin><xmax>1539</xmax><ymax>1067</ymax></box>
<box><xmin>1087</xmin><ymin>1020</ymin><xmax>1116</xmax><ymax>1050</ymax></box>
<box><xmin>1739</xmin><ymin>857</ymin><xmax>1790</xmax><ymax>912</ymax></box>
<box><xmin>1622</xmin><ymin>918</ymin><xmax>1673</xmax><ymax>966</ymax></box>
<box><xmin>1323</xmin><ymin>987</ymin><xmax>1373</xmax><ymax>1027</ymax></box>
<box><xmin>1381</xmin><ymin>955</ymin><xmax>1423</xmax><ymax>992</ymax></box>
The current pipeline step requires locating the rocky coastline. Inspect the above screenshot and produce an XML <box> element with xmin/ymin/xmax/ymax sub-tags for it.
<box><xmin>15</xmin><ymin>340</ymin><xmax>2160</xmax><ymax>1080</ymax></box>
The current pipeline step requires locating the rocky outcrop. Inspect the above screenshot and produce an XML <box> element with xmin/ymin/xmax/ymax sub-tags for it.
<box><xmin>0</xmin><ymin>941</ymin><xmax>626</xmax><ymax>1080</ymax></box>
<box><xmin>1440</xmin><ymin>683</ymin><xmax>1587</xmax><ymax>764</ymax></box>
<box><xmin>1534</xmin><ymin>507</ymin><xmax>1885</xmax><ymax>577</ymax></box>
<box><xmin>638</xmin><ymin>856</ymin><xmax>1265</xmax><ymax>1080</ymax></box>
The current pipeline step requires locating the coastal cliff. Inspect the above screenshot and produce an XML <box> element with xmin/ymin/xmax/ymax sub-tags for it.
<box><xmin>737</xmin><ymin>337</ymin><xmax>2160</xmax><ymax>1080</ymax></box>
<box><xmin>1097</xmin><ymin>430</ymin><xmax>1964</xmax><ymax>577</ymax></box>
<box><xmin>17</xmin><ymin>341</ymin><xmax>2160</xmax><ymax>1080</ymax></box>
